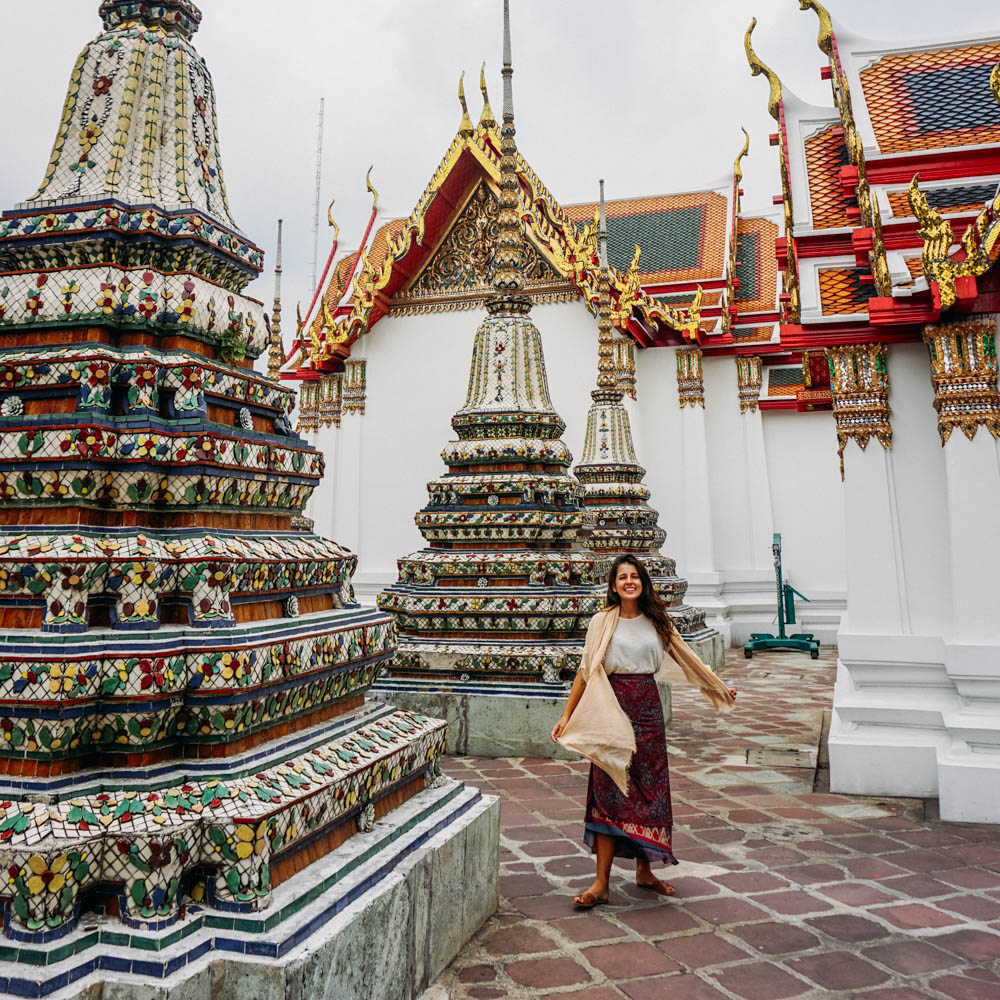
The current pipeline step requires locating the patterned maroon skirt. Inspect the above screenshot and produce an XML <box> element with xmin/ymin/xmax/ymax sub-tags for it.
<box><xmin>584</xmin><ymin>673</ymin><xmax>677</xmax><ymax>864</ymax></box>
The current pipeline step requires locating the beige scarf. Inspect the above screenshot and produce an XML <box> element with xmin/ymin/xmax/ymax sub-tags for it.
<box><xmin>557</xmin><ymin>606</ymin><xmax>735</xmax><ymax>793</ymax></box>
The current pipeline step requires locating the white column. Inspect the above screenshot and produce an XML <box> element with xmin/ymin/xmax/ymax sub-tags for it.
<box><xmin>829</xmin><ymin>342</ymin><xmax>959</xmax><ymax>806</ymax></box>
<box><xmin>933</xmin><ymin>316</ymin><xmax>1000</xmax><ymax>822</ymax></box>
<box><xmin>674</xmin><ymin>348</ymin><xmax>723</xmax><ymax>637</ymax></box>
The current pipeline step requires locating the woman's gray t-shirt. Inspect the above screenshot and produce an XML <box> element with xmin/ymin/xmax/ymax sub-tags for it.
<box><xmin>603</xmin><ymin>614</ymin><xmax>664</xmax><ymax>675</ymax></box>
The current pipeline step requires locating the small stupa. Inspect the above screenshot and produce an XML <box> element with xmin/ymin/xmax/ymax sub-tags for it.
<box><xmin>377</xmin><ymin>1</ymin><xmax>609</xmax><ymax>686</ymax></box>
<box><xmin>574</xmin><ymin>183</ymin><xmax>719</xmax><ymax>657</ymax></box>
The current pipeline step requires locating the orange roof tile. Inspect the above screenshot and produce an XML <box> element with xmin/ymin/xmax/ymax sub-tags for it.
<box><xmin>859</xmin><ymin>43</ymin><xmax>1000</xmax><ymax>155</ymax></box>
<box><xmin>818</xmin><ymin>268</ymin><xmax>874</xmax><ymax>315</ymax></box>
<box><xmin>734</xmin><ymin>217</ymin><xmax>779</xmax><ymax>313</ymax></box>
<box><xmin>804</xmin><ymin>124</ymin><xmax>852</xmax><ymax>229</ymax></box>
<box><xmin>564</xmin><ymin>192</ymin><xmax>728</xmax><ymax>284</ymax></box>
<box><xmin>886</xmin><ymin>181</ymin><xmax>1000</xmax><ymax>218</ymax></box>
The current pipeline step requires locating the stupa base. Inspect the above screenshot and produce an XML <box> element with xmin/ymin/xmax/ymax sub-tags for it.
<box><xmin>0</xmin><ymin>781</ymin><xmax>498</xmax><ymax>1000</ymax></box>
<box><xmin>682</xmin><ymin>626</ymin><xmax>726</xmax><ymax>670</ymax></box>
<box><xmin>372</xmin><ymin>674</ymin><xmax>673</xmax><ymax>760</ymax></box>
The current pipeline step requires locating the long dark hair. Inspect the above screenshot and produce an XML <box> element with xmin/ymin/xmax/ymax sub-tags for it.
<box><xmin>605</xmin><ymin>554</ymin><xmax>676</xmax><ymax>650</ymax></box>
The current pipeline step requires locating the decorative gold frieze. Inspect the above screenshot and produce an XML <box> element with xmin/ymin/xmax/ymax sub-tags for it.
<box><xmin>614</xmin><ymin>339</ymin><xmax>636</xmax><ymax>399</ymax></box>
<box><xmin>736</xmin><ymin>356</ymin><xmax>763</xmax><ymax>413</ymax></box>
<box><xmin>297</xmin><ymin>381</ymin><xmax>319</xmax><ymax>434</ymax></box>
<box><xmin>343</xmin><ymin>359</ymin><xmax>367</xmax><ymax>416</ymax></box>
<box><xmin>826</xmin><ymin>344</ymin><xmax>892</xmax><ymax>478</ymax></box>
<box><xmin>318</xmin><ymin>374</ymin><xmax>343</xmax><ymax>429</ymax></box>
<box><xmin>676</xmin><ymin>348</ymin><xmax>705</xmax><ymax>409</ymax></box>
<box><xmin>923</xmin><ymin>318</ymin><xmax>1000</xmax><ymax>444</ymax></box>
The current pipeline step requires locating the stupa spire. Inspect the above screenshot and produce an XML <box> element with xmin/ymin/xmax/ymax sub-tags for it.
<box><xmin>596</xmin><ymin>180</ymin><xmax>618</xmax><ymax>393</ymax></box>
<box><xmin>376</xmin><ymin>0</ymin><xmax>609</xmax><ymax>690</ymax></box>
<box><xmin>574</xmin><ymin>181</ymin><xmax>718</xmax><ymax>652</ymax></box>
<box><xmin>488</xmin><ymin>0</ymin><xmax>528</xmax><ymax>306</ymax></box>
<box><xmin>267</xmin><ymin>218</ymin><xmax>285</xmax><ymax>381</ymax></box>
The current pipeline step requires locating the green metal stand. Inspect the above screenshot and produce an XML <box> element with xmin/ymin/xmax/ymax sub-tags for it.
<box><xmin>744</xmin><ymin>533</ymin><xmax>821</xmax><ymax>660</ymax></box>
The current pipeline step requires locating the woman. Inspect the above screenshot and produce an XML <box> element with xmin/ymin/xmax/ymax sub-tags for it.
<box><xmin>551</xmin><ymin>555</ymin><xmax>737</xmax><ymax>908</ymax></box>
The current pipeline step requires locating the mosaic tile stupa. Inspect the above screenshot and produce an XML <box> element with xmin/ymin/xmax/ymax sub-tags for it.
<box><xmin>575</xmin><ymin>184</ymin><xmax>718</xmax><ymax>653</ymax></box>
<box><xmin>0</xmin><ymin>0</ymin><xmax>457</xmax><ymax>980</ymax></box>
<box><xmin>377</xmin><ymin>7</ymin><xmax>609</xmax><ymax>683</ymax></box>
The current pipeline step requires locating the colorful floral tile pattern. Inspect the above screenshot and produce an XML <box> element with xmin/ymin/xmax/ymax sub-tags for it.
<box><xmin>0</xmin><ymin>611</ymin><xmax>395</xmax><ymax>761</ymax></box>
<box><xmin>0</xmin><ymin>529</ymin><xmax>353</xmax><ymax>631</ymax></box>
<box><xmin>0</xmin><ymin>269</ymin><xmax>268</xmax><ymax>358</ymax></box>
<box><xmin>26</xmin><ymin>13</ymin><xmax>239</xmax><ymax>234</ymax></box>
<box><xmin>0</xmin><ymin>0</ymin><xmax>451</xmax><ymax>958</ymax></box>
<box><xmin>0</xmin><ymin>345</ymin><xmax>294</xmax><ymax>416</ymax></box>
<box><xmin>0</xmin><ymin>709</ymin><xmax>445</xmax><ymax>938</ymax></box>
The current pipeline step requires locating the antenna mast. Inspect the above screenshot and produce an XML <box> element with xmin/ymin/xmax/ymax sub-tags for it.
<box><xmin>310</xmin><ymin>97</ymin><xmax>326</xmax><ymax>294</ymax></box>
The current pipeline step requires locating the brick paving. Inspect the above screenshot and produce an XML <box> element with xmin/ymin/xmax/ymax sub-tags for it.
<box><xmin>431</xmin><ymin>647</ymin><xmax>1000</xmax><ymax>999</ymax></box>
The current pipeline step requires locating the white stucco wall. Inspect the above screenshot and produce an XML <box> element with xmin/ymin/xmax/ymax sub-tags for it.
<box><xmin>334</xmin><ymin>299</ymin><xmax>601</xmax><ymax>592</ymax></box>
<box><xmin>761</xmin><ymin>408</ymin><xmax>847</xmax><ymax>598</ymax></box>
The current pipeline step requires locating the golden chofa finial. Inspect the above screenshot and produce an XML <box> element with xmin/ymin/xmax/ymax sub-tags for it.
<box><xmin>734</xmin><ymin>127</ymin><xmax>750</xmax><ymax>184</ymax></box>
<box><xmin>458</xmin><ymin>71</ymin><xmax>475</xmax><ymax>137</ymax></box>
<box><xmin>479</xmin><ymin>62</ymin><xmax>497</xmax><ymax>129</ymax></box>
<box><xmin>799</xmin><ymin>0</ymin><xmax>834</xmax><ymax>56</ymax></box>
<box><xmin>327</xmin><ymin>199</ymin><xmax>339</xmax><ymax>242</ymax></box>
<box><xmin>745</xmin><ymin>18</ymin><xmax>783</xmax><ymax>122</ymax></box>
<box><xmin>365</xmin><ymin>166</ymin><xmax>378</xmax><ymax>212</ymax></box>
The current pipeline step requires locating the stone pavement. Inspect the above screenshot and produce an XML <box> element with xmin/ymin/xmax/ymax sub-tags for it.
<box><xmin>432</xmin><ymin>646</ymin><xmax>1000</xmax><ymax>999</ymax></box>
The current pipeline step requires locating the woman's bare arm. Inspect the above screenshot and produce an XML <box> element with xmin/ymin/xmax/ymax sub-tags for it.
<box><xmin>550</xmin><ymin>669</ymin><xmax>586</xmax><ymax>742</ymax></box>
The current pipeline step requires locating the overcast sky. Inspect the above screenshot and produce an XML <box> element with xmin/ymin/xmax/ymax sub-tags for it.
<box><xmin>2</xmin><ymin>0</ymin><xmax>998</xmax><ymax>324</ymax></box>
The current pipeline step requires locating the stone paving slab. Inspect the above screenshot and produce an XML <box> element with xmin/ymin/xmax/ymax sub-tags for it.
<box><xmin>429</xmin><ymin>646</ymin><xmax>1000</xmax><ymax>999</ymax></box>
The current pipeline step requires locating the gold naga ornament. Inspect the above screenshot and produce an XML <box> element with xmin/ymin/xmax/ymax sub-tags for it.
<box><xmin>799</xmin><ymin>0</ymin><xmax>891</xmax><ymax>296</ymax></box>
<box><xmin>722</xmin><ymin>128</ymin><xmax>750</xmax><ymax>337</ymax></box>
<box><xmin>825</xmin><ymin>344</ymin><xmax>892</xmax><ymax>479</ymax></box>
<box><xmin>923</xmin><ymin>318</ymin><xmax>1000</xmax><ymax>445</ymax></box>
<box><xmin>744</xmin><ymin>19</ymin><xmax>800</xmax><ymax>323</ymax></box>
<box><xmin>907</xmin><ymin>64</ymin><xmax>1000</xmax><ymax>311</ymax></box>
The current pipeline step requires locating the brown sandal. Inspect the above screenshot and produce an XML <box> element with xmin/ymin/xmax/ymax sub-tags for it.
<box><xmin>636</xmin><ymin>878</ymin><xmax>675</xmax><ymax>897</ymax></box>
<box><xmin>573</xmin><ymin>890</ymin><xmax>609</xmax><ymax>909</ymax></box>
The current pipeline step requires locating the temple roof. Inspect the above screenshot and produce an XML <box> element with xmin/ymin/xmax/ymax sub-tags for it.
<box><xmin>296</xmin><ymin>120</ymin><xmax>715</xmax><ymax>371</ymax></box>
<box><xmin>564</xmin><ymin>192</ymin><xmax>729</xmax><ymax>285</ymax></box>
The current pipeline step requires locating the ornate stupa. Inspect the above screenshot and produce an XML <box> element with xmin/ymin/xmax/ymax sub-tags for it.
<box><xmin>574</xmin><ymin>183</ymin><xmax>720</xmax><ymax>659</ymax></box>
<box><xmin>0</xmin><ymin>2</ymin><xmax>469</xmax><ymax>983</ymax></box>
<box><xmin>377</xmin><ymin>1</ymin><xmax>608</xmax><ymax>683</ymax></box>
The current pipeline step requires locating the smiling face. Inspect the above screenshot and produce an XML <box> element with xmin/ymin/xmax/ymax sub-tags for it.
<box><xmin>613</xmin><ymin>562</ymin><xmax>643</xmax><ymax>603</ymax></box>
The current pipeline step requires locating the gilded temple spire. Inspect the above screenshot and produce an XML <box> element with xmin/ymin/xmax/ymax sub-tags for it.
<box><xmin>488</xmin><ymin>0</ymin><xmax>529</xmax><ymax>308</ymax></box>
<box><xmin>596</xmin><ymin>180</ymin><xmax>617</xmax><ymax>392</ymax></box>
<box><xmin>479</xmin><ymin>63</ymin><xmax>497</xmax><ymax>129</ymax></box>
<box><xmin>267</xmin><ymin>218</ymin><xmax>285</xmax><ymax>381</ymax></box>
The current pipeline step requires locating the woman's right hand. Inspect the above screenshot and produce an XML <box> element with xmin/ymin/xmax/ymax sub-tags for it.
<box><xmin>551</xmin><ymin>716</ymin><xmax>568</xmax><ymax>743</ymax></box>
